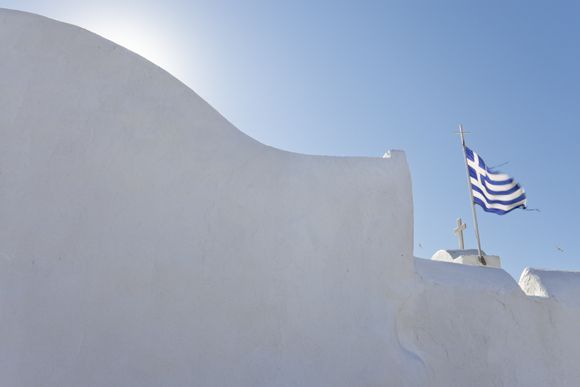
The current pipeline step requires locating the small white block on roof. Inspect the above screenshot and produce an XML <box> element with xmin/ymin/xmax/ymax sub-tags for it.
<box><xmin>519</xmin><ymin>267</ymin><xmax>580</xmax><ymax>307</ymax></box>
<box><xmin>431</xmin><ymin>249</ymin><xmax>501</xmax><ymax>268</ymax></box>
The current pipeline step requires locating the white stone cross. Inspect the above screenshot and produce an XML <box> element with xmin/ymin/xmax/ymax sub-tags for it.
<box><xmin>454</xmin><ymin>218</ymin><xmax>466</xmax><ymax>250</ymax></box>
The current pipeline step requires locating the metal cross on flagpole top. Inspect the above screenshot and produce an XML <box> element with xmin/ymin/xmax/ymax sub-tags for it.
<box><xmin>458</xmin><ymin>124</ymin><xmax>487</xmax><ymax>265</ymax></box>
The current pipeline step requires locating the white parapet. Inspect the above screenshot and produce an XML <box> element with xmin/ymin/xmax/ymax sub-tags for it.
<box><xmin>431</xmin><ymin>249</ymin><xmax>502</xmax><ymax>268</ymax></box>
<box><xmin>519</xmin><ymin>267</ymin><xmax>580</xmax><ymax>307</ymax></box>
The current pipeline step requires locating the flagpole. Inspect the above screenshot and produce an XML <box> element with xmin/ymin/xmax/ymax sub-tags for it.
<box><xmin>459</xmin><ymin>124</ymin><xmax>486</xmax><ymax>265</ymax></box>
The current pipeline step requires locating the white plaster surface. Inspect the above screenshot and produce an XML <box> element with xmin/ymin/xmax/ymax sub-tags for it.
<box><xmin>519</xmin><ymin>267</ymin><xmax>580</xmax><ymax>307</ymax></box>
<box><xmin>431</xmin><ymin>249</ymin><xmax>501</xmax><ymax>268</ymax></box>
<box><xmin>1</xmin><ymin>9</ymin><xmax>580</xmax><ymax>387</ymax></box>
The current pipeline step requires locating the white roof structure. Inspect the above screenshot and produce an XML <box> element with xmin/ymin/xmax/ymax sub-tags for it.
<box><xmin>519</xmin><ymin>267</ymin><xmax>580</xmax><ymax>307</ymax></box>
<box><xmin>431</xmin><ymin>249</ymin><xmax>502</xmax><ymax>268</ymax></box>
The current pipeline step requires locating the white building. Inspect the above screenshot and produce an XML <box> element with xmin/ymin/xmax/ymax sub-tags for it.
<box><xmin>1</xmin><ymin>8</ymin><xmax>579</xmax><ymax>387</ymax></box>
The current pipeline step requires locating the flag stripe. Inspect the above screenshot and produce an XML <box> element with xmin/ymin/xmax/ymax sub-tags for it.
<box><xmin>468</xmin><ymin>166</ymin><xmax>516</xmax><ymax>188</ymax></box>
<box><xmin>469</xmin><ymin>173</ymin><xmax>524</xmax><ymax>198</ymax></box>
<box><xmin>473</xmin><ymin>197</ymin><xmax>526</xmax><ymax>215</ymax></box>
<box><xmin>468</xmin><ymin>163</ymin><xmax>514</xmax><ymax>185</ymax></box>
<box><xmin>471</xmin><ymin>184</ymin><xmax>526</xmax><ymax>205</ymax></box>
<box><xmin>473</xmin><ymin>191</ymin><xmax>527</xmax><ymax>211</ymax></box>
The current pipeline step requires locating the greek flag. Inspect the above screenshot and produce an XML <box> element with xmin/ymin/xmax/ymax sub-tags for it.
<box><xmin>465</xmin><ymin>147</ymin><xmax>526</xmax><ymax>215</ymax></box>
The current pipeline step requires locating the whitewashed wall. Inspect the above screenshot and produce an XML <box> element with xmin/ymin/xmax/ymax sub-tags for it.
<box><xmin>1</xmin><ymin>9</ymin><xmax>579</xmax><ymax>387</ymax></box>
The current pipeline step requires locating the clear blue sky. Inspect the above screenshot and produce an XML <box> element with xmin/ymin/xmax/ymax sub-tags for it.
<box><xmin>2</xmin><ymin>0</ymin><xmax>579</xmax><ymax>279</ymax></box>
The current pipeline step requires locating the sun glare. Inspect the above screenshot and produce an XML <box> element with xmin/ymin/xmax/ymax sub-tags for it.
<box><xmin>83</xmin><ymin>14</ymin><xmax>186</xmax><ymax>80</ymax></box>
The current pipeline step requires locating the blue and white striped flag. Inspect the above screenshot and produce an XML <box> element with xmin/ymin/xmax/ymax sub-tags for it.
<box><xmin>465</xmin><ymin>147</ymin><xmax>527</xmax><ymax>215</ymax></box>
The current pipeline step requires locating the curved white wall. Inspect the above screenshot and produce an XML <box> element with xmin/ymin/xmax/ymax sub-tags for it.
<box><xmin>1</xmin><ymin>9</ymin><xmax>579</xmax><ymax>387</ymax></box>
<box><xmin>0</xmin><ymin>9</ymin><xmax>416</xmax><ymax>387</ymax></box>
